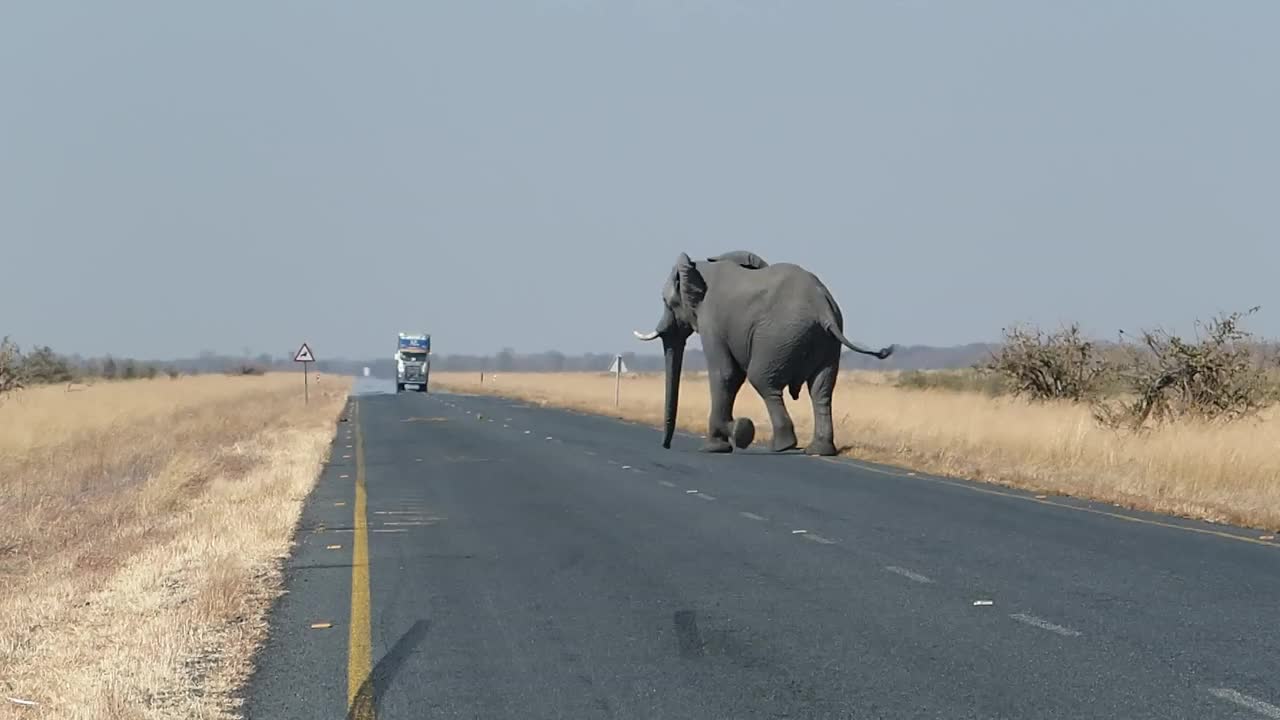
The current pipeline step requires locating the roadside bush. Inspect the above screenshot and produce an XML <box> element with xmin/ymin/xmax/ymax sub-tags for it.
<box><xmin>985</xmin><ymin>323</ymin><xmax>1112</xmax><ymax>402</ymax></box>
<box><xmin>1093</xmin><ymin>307</ymin><xmax>1278</xmax><ymax>429</ymax></box>
<box><xmin>22</xmin><ymin>345</ymin><xmax>77</xmax><ymax>384</ymax></box>
<box><xmin>0</xmin><ymin>336</ymin><xmax>24</xmax><ymax>397</ymax></box>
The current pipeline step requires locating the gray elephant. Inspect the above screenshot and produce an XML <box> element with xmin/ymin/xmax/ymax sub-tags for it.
<box><xmin>633</xmin><ymin>251</ymin><xmax>895</xmax><ymax>456</ymax></box>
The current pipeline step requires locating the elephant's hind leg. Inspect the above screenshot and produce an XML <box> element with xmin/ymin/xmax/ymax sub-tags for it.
<box><xmin>751</xmin><ymin>377</ymin><xmax>798</xmax><ymax>452</ymax></box>
<box><xmin>805</xmin><ymin>362</ymin><xmax>840</xmax><ymax>456</ymax></box>
<box><xmin>731</xmin><ymin>417</ymin><xmax>755</xmax><ymax>449</ymax></box>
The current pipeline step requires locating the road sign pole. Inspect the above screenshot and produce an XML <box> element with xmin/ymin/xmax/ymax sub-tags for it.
<box><xmin>293</xmin><ymin>342</ymin><xmax>316</xmax><ymax>404</ymax></box>
<box><xmin>614</xmin><ymin>354</ymin><xmax>621</xmax><ymax>407</ymax></box>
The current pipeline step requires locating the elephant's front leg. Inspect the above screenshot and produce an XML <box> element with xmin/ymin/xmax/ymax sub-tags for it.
<box><xmin>701</xmin><ymin>364</ymin><xmax>746</xmax><ymax>453</ymax></box>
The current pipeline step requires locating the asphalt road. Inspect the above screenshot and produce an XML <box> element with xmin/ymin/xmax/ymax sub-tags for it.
<box><xmin>243</xmin><ymin>384</ymin><xmax>1280</xmax><ymax>719</ymax></box>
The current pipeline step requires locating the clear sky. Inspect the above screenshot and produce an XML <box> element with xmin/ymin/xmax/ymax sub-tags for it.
<box><xmin>3</xmin><ymin>1</ymin><xmax>1277</xmax><ymax>360</ymax></box>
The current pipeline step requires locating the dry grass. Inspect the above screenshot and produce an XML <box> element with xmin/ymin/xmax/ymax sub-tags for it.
<box><xmin>0</xmin><ymin>373</ymin><xmax>351</xmax><ymax>719</ymax></box>
<box><xmin>433</xmin><ymin>371</ymin><xmax>1280</xmax><ymax>532</ymax></box>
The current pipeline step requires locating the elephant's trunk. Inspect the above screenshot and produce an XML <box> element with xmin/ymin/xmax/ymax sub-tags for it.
<box><xmin>661</xmin><ymin>336</ymin><xmax>685</xmax><ymax>449</ymax></box>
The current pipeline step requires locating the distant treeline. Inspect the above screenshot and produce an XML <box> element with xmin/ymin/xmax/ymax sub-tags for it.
<box><xmin>0</xmin><ymin>337</ymin><xmax>1006</xmax><ymax>392</ymax></box>
<box><xmin>353</xmin><ymin>343</ymin><xmax>1002</xmax><ymax>379</ymax></box>
<box><xmin>0</xmin><ymin>339</ymin><xmax>287</xmax><ymax>389</ymax></box>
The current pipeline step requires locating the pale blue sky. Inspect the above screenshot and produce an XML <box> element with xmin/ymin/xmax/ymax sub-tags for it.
<box><xmin>2</xmin><ymin>1</ymin><xmax>1277</xmax><ymax>359</ymax></box>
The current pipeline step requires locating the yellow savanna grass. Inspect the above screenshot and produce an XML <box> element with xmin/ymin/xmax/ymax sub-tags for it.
<box><xmin>0</xmin><ymin>373</ymin><xmax>351</xmax><ymax>719</ymax></box>
<box><xmin>433</xmin><ymin>370</ymin><xmax>1280</xmax><ymax>532</ymax></box>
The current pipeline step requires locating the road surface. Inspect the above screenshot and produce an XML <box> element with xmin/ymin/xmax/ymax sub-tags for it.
<box><xmin>243</xmin><ymin>385</ymin><xmax>1280</xmax><ymax>719</ymax></box>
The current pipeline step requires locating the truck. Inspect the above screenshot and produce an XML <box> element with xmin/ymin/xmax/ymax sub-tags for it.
<box><xmin>395</xmin><ymin>332</ymin><xmax>431</xmax><ymax>393</ymax></box>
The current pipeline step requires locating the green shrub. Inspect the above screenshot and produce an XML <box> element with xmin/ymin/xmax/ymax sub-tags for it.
<box><xmin>22</xmin><ymin>345</ymin><xmax>76</xmax><ymax>384</ymax></box>
<box><xmin>0</xmin><ymin>336</ymin><xmax>24</xmax><ymax>396</ymax></box>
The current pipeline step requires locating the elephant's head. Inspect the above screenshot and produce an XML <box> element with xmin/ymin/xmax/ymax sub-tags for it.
<box><xmin>634</xmin><ymin>251</ymin><xmax>766</xmax><ymax>448</ymax></box>
<box><xmin>633</xmin><ymin>253</ymin><xmax>703</xmax><ymax>448</ymax></box>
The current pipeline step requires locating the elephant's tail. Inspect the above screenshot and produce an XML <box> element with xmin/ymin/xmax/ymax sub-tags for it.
<box><xmin>822</xmin><ymin>314</ymin><xmax>896</xmax><ymax>360</ymax></box>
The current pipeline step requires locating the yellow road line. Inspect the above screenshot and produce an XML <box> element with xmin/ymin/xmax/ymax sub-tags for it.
<box><xmin>347</xmin><ymin>400</ymin><xmax>375</xmax><ymax>718</ymax></box>
<box><xmin>819</xmin><ymin>456</ymin><xmax>1278</xmax><ymax>549</ymax></box>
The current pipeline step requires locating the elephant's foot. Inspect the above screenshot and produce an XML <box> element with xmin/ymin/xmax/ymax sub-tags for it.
<box><xmin>769</xmin><ymin>426</ymin><xmax>799</xmax><ymax>453</ymax></box>
<box><xmin>698</xmin><ymin>438</ymin><xmax>734</xmax><ymax>453</ymax></box>
<box><xmin>805</xmin><ymin>439</ymin><xmax>839</xmax><ymax>457</ymax></box>
<box><xmin>731</xmin><ymin>417</ymin><xmax>755</xmax><ymax>449</ymax></box>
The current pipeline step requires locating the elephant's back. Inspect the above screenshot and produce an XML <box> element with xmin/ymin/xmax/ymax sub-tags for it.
<box><xmin>764</xmin><ymin>262</ymin><xmax>821</xmax><ymax>284</ymax></box>
<box><xmin>760</xmin><ymin>263</ymin><xmax>832</xmax><ymax>305</ymax></box>
<box><xmin>747</xmin><ymin>263</ymin><xmax>842</xmax><ymax>342</ymax></box>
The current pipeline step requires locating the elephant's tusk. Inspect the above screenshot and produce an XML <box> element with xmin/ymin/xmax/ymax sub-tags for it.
<box><xmin>633</xmin><ymin>330</ymin><xmax>660</xmax><ymax>341</ymax></box>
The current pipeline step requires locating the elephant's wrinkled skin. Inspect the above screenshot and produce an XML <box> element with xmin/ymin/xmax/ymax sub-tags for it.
<box><xmin>635</xmin><ymin>251</ymin><xmax>895</xmax><ymax>456</ymax></box>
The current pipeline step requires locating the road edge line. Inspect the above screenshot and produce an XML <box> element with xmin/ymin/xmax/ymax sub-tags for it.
<box><xmin>818</xmin><ymin>456</ymin><xmax>1279</xmax><ymax>550</ymax></box>
<box><xmin>347</xmin><ymin>399</ymin><xmax>375</xmax><ymax>718</ymax></box>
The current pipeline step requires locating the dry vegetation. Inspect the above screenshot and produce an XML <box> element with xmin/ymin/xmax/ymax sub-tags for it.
<box><xmin>0</xmin><ymin>373</ymin><xmax>350</xmax><ymax>719</ymax></box>
<box><xmin>432</xmin><ymin>366</ymin><xmax>1280</xmax><ymax>532</ymax></box>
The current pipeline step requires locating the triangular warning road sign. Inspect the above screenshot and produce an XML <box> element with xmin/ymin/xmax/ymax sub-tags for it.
<box><xmin>609</xmin><ymin>355</ymin><xmax>628</xmax><ymax>374</ymax></box>
<box><xmin>293</xmin><ymin>343</ymin><xmax>315</xmax><ymax>363</ymax></box>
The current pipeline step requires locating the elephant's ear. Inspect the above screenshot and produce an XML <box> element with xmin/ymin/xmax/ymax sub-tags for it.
<box><xmin>675</xmin><ymin>252</ymin><xmax>707</xmax><ymax>308</ymax></box>
<box><xmin>706</xmin><ymin>250</ymin><xmax>768</xmax><ymax>269</ymax></box>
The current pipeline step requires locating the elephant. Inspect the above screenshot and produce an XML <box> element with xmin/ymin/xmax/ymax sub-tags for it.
<box><xmin>633</xmin><ymin>250</ymin><xmax>895</xmax><ymax>456</ymax></box>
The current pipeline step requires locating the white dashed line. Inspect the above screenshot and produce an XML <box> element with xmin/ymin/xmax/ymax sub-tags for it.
<box><xmin>791</xmin><ymin>529</ymin><xmax>807</xmax><ymax>534</ymax></box>
<box><xmin>802</xmin><ymin>533</ymin><xmax>836</xmax><ymax>545</ymax></box>
<box><xmin>524</xmin><ymin>430</ymin><xmax>531</xmax><ymax>434</ymax></box>
<box><xmin>584</xmin><ymin>451</ymin><xmax>596</xmax><ymax>456</ymax></box>
<box><xmin>884</xmin><ymin>566</ymin><xmax>934</xmax><ymax>584</ymax></box>
<box><xmin>686</xmin><ymin>490</ymin><xmax>699</xmax><ymax>494</ymax></box>
<box><xmin>371</xmin><ymin>529</ymin><xmax>408</xmax><ymax>534</ymax></box>
<box><xmin>545</xmin><ymin>436</ymin><xmax>553</xmax><ymax>441</ymax></box>
<box><xmin>1208</xmin><ymin>688</ymin><xmax>1280</xmax><ymax>718</ymax></box>
<box><xmin>694</xmin><ymin>493</ymin><xmax>716</xmax><ymax>501</ymax></box>
<box><xmin>659</xmin><ymin>480</ymin><xmax>677</xmax><ymax>488</ymax></box>
<box><xmin>739</xmin><ymin>511</ymin><xmax>766</xmax><ymax>521</ymax></box>
<box><xmin>1009</xmin><ymin>612</ymin><xmax>1081</xmax><ymax>637</ymax></box>
<box><xmin>621</xmin><ymin>465</ymin><xmax>632</xmax><ymax>470</ymax></box>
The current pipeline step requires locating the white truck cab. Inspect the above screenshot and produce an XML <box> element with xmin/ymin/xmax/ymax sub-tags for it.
<box><xmin>395</xmin><ymin>333</ymin><xmax>431</xmax><ymax>393</ymax></box>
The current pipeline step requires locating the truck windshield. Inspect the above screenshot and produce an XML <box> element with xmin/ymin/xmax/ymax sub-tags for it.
<box><xmin>400</xmin><ymin>352</ymin><xmax>425</xmax><ymax>362</ymax></box>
